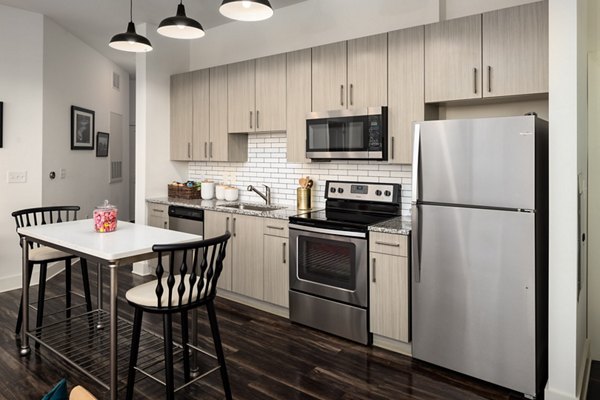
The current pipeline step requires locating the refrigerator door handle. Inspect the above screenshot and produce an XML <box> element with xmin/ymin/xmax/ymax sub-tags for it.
<box><xmin>412</xmin><ymin>123</ymin><xmax>421</xmax><ymax>204</ymax></box>
<box><xmin>412</xmin><ymin>204</ymin><xmax>421</xmax><ymax>283</ymax></box>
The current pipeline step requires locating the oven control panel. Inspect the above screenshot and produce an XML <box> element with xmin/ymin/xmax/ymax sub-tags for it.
<box><xmin>325</xmin><ymin>181</ymin><xmax>400</xmax><ymax>203</ymax></box>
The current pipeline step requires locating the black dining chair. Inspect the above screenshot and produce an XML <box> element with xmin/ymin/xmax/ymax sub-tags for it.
<box><xmin>125</xmin><ymin>231</ymin><xmax>232</xmax><ymax>400</ymax></box>
<box><xmin>12</xmin><ymin>206</ymin><xmax>93</xmax><ymax>334</ymax></box>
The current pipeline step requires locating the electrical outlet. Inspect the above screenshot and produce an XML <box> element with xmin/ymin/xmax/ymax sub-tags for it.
<box><xmin>7</xmin><ymin>171</ymin><xmax>27</xmax><ymax>183</ymax></box>
<box><xmin>60</xmin><ymin>168</ymin><xmax>66</xmax><ymax>179</ymax></box>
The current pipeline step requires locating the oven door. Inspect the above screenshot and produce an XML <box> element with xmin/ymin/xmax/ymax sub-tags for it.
<box><xmin>289</xmin><ymin>224</ymin><xmax>368</xmax><ymax>307</ymax></box>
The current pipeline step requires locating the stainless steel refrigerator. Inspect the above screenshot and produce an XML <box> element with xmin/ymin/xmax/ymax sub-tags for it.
<box><xmin>411</xmin><ymin>115</ymin><xmax>548</xmax><ymax>398</ymax></box>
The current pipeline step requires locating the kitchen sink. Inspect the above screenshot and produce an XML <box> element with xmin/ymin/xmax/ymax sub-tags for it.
<box><xmin>219</xmin><ymin>203</ymin><xmax>285</xmax><ymax>212</ymax></box>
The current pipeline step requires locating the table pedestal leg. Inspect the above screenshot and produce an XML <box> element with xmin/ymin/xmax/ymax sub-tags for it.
<box><xmin>110</xmin><ymin>264</ymin><xmax>118</xmax><ymax>400</ymax></box>
<box><xmin>20</xmin><ymin>237</ymin><xmax>30</xmax><ymax>356</ymax></box>
<box><xmin>96</xmin><ymin>263</ymin><xmax>103</xmax><ymax>330</ymax></box>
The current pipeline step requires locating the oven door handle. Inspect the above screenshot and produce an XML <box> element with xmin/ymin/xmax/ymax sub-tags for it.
<box><xmin>289</xmin><ymin>224</ymin><xmax>366</xmax><ymax>239</ymax></box>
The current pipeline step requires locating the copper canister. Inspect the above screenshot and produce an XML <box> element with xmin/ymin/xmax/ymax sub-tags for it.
<box><xmin>297</xmin><ymin>188</ymin><xmax>311</xmax><ymax>210</ymax></box>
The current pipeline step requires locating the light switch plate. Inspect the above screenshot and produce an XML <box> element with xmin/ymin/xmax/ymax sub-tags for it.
<box><xmin>7</xmin><ymin>171</ymin><xmax>27</xmax><ymax>183</ymax></box>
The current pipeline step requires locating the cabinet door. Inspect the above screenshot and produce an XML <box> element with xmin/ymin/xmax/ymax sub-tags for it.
<box><xmin>370</xmin><ymin>252</ymin><xmax>409</xmax><ymax>342</ymax></box>
<box><xmin>388</xmin><ymin>26</ymin><xmax>424</xmax><ymax>164</ymax></box>
<box><xmin>263</xmin><ymin>235</ymin><xmax>289</xmax><ymax>307</ymax></box>
<box><xmin>425</xmin><ymin>15</ymin><xmax>482</xmax><ymax>103</ymax></box>
<box><xmin>209</xmin><ymin>65</ymin><xmax>229</xmax><ymax>161</ymax></box>
<box><xmin>483</xmin><ymin>1</ymin><xmax>548</xmax><ymax>97</ymax></box>
<box><xmin>347</xmin><ymin>33</ymin><xmax>388</xmax><ymax>108</ymax></box>
<box><xmin>255</xmin><ymin>54</ymin><xmax>286</xmax><ymax>132</ymax></box>
<box><xmin>170</xmin><ymin>72</ymin><xmax>193</xmax><ymax>160</ymax></box>
<box><xmin>192</xmin><ymin>69</ymin><xmax>210</xmax><ymax>161</ymax></box>
<box><xmin>232</xmin><ymin>214</ymin><xmax>264</xmax><ymax>299</ymax></box>
<box><xmin>204</xmin><ymin>211</ymin><xmax>233</xmax><ymax>291</ymax></box>
<box><xmin>228</xmin><ymin>60</ymin><xmax>255</xmax><ymax>133</ymax></box>
<box><xmin>286</xmin><ymin>49</ymin><xmax>312</xmax><ymax>163</ymax></box>
<box><xmin>312</xmin><ymin>41</ymin><xmax>347</xmax><ymax>112</ymax></box>
<box><xmin>147</xmin><ymin>203</ymin><xmax>169</xmax><ymax>229</ymax></box>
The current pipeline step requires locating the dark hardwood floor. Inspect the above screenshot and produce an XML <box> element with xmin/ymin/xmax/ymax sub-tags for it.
<box><xmin>1</xmin><ymin>264</ymin><xmax>529</xmax><ymax>399</ymax></box>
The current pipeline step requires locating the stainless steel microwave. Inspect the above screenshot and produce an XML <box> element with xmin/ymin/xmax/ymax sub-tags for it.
<box><xmin>305</xmin><ymin>107</ymin><xmax>388</xmax><ymax>160</ymax></box>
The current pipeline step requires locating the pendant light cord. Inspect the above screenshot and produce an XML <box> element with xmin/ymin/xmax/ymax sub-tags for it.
<box><xmin>129</xmin><ymin>0</ymin><xmax>133</xmax><ymax>23</ymax></box>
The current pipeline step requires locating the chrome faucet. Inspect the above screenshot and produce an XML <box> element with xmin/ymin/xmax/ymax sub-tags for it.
<box><xmin>247</xmin><ymin>184</ymin><xmax>271</xmax><ymax>205</ymax></box>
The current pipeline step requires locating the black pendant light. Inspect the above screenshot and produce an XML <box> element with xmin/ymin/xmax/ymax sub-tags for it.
<box><xmin>219</xmin><ymin>0</ymin><xmax>274</xmax><ymax>22</ymax></box>
<box><xmin>158</xmin><ymin>1</ymin><xmax>205</xmax><ymax>39</ymax></box>
<box><xmin>109</xmin><ymin>0</ymin><xmax>152</xmax><ymax>53</ymax></box>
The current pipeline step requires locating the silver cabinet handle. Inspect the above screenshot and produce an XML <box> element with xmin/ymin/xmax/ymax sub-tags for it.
<box><xmin>209</xmin><ymin>142</ymin><xmax>213</xmax><ymax>158</ymax></box>
<box><xmin>282</xmin><ymin>242</ymin><xmax>286</xmax><ymax>264</ymax></box>
<box><xmin>350</xmin><ymin>83</ymin><xmax>354</xmax><ymax>106</ymax></box>
<box><xmin>249</xmin><ymin>111</ymin><xmax>253</xmax><ymax>129</ymax></box>
<box><xmin>266</xmin><ymin>225</ymin><xmax>284</xmax><ymax>230</ymax></box>
<box><xmin>375</xmin><ymin>241</ymin><xmax>400</xmax><ymax>247</ymax></box>
<box><xmin>391</xmin><ymin>137</ymin><xmax>395</xmax><ymax>160</ymax></box>
<box><xmin>152</xmin><ymin>208</ymin><xmax>164</xmax><ymax>213</ymax></box>
<box><xmin>256</xmin><ymin>110</ymin><xmax>260</xmax><ymax>130</ymax></box>
<box><xmin>204</xmin><ymin>142</ymin><xmax>208</xmax><ymax>158</ymax></box>
<box><xmin>473</xmin><ymin>67</ymin><xmax>477</xmax><ymax>94</ymax></box>
<box><xmin>372</xmin><ymin>257</ymin><xmax>376</xmax><ymax>283</ymax></box>
<box><xmin>163</xmin><ymin>221</ymin><xmax>167</xmax><ymax>229</ymax></box>
<box><xmin>187</xmin><ymin>142</ymin><xmax>191</xmax><ymax>158</ymax></box>
<box><xmin>232</xmin><ymin>217</ymin><xmax>237</xmax><ymax>237</ymax></box>
<box><xmin>226</xmin><ymin>217</ymin><xmax>230</xmax><ymax>232</ymax></box>
<box><xmin>487</xmin><ymin>65</ymin><xmax>492</xmax><ymax>93</ymax></box>
<box><xmin>340</xmin><ymin>84</ymin><xmax>344</xmax><ymax>106</ymax></box>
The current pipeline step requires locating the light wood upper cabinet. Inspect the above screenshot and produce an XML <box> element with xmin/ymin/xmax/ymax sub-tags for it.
<box><xmin>347</xmin><ymin>33</ymin><xmax>388</xmax><ymax>108</ymax></box>
<box><xmin>286</xmin><ymin>48</ymin><xmax>312</xmax><ymax>163</ymax></box>
<box><xmin>425</xmin><ymin>1</ymin><xmax>548</xmax><ymax>103</ymax></box>
<box><xmin>170</xmin><ymin>72</ymin><xmax>194</xmax><ymax>160</ymax></box>
<box><xmin>369</xmin><ymin>233</ymin><xmax>409</xmax><ymax>343</ymax></box>
<box><xmin>192</xmin><ymin>69</ymin><xmax>210</xmax><ymax>161</ymax></box>
<box><xmin>228</xmin><ymin>56</ymin><xmax>286</xmax><ymax>133</ymax></box>
<box><xmin>388</xmin><ymin>26</ymin><xmax>424</xmax><ymax>164</ymax></box>
<box><xmin>482</xmin><ymin>1</ymin><xmax>548</xmax><ymax>97</ymax></box>
<box><xmin>204</xmin><ymin>210</ymin><xmax>233</xmax><ymax>291</ymax></box>
<box><xmin>209</xmin><ymin>65</ymin><xmax>228</xmax><ymax>161</ymax></box>
<box><xmin>228</xmin><ymin>60</ymin><xmax>256</xmax><ymax>133</ymax></box>
<box><xmin>312</xmin><ymin>41</ymin><xmax>347</xmax><ymax>112</ymax></box>
<box><xmin>425</xmin><ymin>15</ymin><xmax>482</xmax><ymax>103</ymax></box>
<box><xmin>255</xmin><ymin>54</ymin><xmax>286</xmax><ymax>132</ymax></box>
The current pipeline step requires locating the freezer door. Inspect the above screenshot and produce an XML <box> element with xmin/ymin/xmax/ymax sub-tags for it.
<box><xmin>414</xmin><ymin>116</ymin><xmax>536</xmax><ymax>209</ymax></box>
<box><xmin>412</xmin><ymin>204</ymin><xmax>537</xmax><ymax>396</ymax></box>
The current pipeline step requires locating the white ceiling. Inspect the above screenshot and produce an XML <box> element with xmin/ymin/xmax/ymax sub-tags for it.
<box><xmin>0</xmin><ymin>0</ymin><xmax>305</xmax><ymax>75</ymax></box>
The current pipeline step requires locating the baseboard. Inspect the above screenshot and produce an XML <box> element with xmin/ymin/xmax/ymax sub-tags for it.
<box><xmin>372</xmin><ymin>334</ymin><xmax>412</xmax><ymax>356</ymax></box>
<box><xmin>0</xmin><ymin>262</ymin><xmax>67</xmax><ymax>293</ymax></box>
<box><xmin>217</xmin><ymin>290</ymin><xmax>289</xmax><ymax>318</ymax></box>
<box><xmin>544</xmin><ymin>338</ymin><xmax>591</xmax><ymax>400</ymax></box>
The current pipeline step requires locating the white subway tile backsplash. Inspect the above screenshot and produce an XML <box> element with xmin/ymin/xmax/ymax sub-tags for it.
<box><xmin>189</xmin><ymin>133</ymin><xmax>412</xmax><ymax>215</ymax></box>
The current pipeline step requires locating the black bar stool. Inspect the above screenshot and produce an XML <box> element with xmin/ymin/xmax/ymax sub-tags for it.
<box><xmin>125</xmin><ymin>231</ymin><xmax>232</xmax><ymax>400</ymax></box>
<box><xmin>12</xmin><ymin>206</ymin><xmax>93</xmax><ymax>334</ymax></box>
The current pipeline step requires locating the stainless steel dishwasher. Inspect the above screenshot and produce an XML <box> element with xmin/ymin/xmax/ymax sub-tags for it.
<box><xmin>168</xmin><ymin>205</ymin><xmax>204</xmax><ymax>236</ymax></box>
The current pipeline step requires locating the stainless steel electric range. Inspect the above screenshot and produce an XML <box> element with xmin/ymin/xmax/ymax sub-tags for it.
<box><xmin>288</xmin><ymin>180</ymin><xmax>402</xmax><ymax>344</ymax></box>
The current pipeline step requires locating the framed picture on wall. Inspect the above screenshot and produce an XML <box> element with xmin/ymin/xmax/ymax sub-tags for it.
<box><xmin>71</xmin><ymin>105</ymin><xmax>95</xmax><ymax>150</ymax></box>
<box><xmin>96</xmin><ymin>132</ymin><xmax>109</xmax><ymax>157</ymax></box>
<box><xmin>0</xmin><ymin>101</ymin><xmax>3</xmax><ymax>148</ymax></box>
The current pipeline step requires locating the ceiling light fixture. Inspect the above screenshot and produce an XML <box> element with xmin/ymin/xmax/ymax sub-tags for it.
<box><xmin>109</xmin><ymin>0</ymin><xmax>152</xmax><ymax>52</ymax></box>
<box><xmin>158</xmin><ymin>1</ymin><xmax>205</xmax><ymax>39</ymax></box>
<box><xmin>219</xmin><ymin>0</ymin><xmax>274</xmax><ymax>22</ymax></box>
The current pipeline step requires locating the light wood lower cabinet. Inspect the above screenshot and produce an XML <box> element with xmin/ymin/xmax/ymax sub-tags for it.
<box><xmin>231</xmin><ymin>214</ymin><xmax>264</xmax><ymax>298</ymax></box>
<box><xmin>204</xmin><ymin>210</ymin><xmax>233</xmax><ymax>291</ymax></box>
<box><xmin>263</xmin><ymin>234</ymin><xmax>289</xmax><ymax>308</ymax></box>
<box><xmin>369</xmin><ymin>233</ymin><xmax>410</xmax><ymax>343</ymax></box>
<box><xmin>147</xmin><ymin>203</ymin><xmax>168</xmax><ymax>229</ymax></box>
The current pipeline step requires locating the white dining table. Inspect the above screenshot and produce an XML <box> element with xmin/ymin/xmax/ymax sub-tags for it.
<box><xmin>18</xmin><ymin>219</ymin><xmax>202</xmax><ymax>400</ymax></box>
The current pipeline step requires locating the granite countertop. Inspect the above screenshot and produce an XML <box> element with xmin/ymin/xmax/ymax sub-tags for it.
<box><xmin>369</xmin><ymin>216</ymin><xmax>412</xmax><ymax>235</ymax></box>
<box><xmin>147</xmin><ymin>197</ymin><xmax>311</xmax><ymax>220</ymax></box>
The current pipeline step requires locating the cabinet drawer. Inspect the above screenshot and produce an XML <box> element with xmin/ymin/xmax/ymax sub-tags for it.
<box><xmin>369</xmin><ymin>232</ymin><xmax>408</xmax><ymax>256</ymax></box>
<box><xmin>263</xmin><ymin>218</ymin><xmax>288</xmax><ymax>237</ymax></box>
<box><xmin>148</xmin><ymin>203</ymin><xmax>168</xmax><ymax>217</ymax></box>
